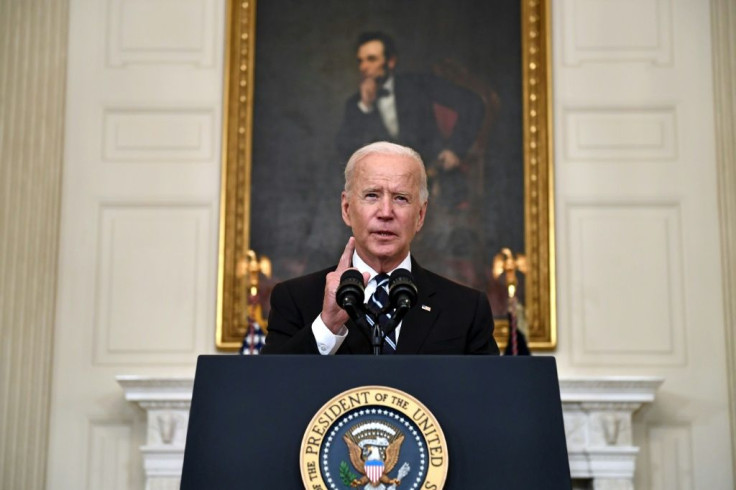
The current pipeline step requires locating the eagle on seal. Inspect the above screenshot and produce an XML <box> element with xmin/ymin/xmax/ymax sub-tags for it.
<box><xmin>344</xmin><ymin>431</ymin><xmax>405</xmax><ymax>487</ymax></box>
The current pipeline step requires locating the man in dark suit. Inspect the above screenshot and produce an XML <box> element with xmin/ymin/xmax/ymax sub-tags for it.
<box><xmin>262</xmin><ymin>142</ymin><xmax>498</xmax><ymax>355</ymax></box>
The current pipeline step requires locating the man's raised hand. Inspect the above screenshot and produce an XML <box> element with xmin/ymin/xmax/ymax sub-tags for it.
<box><xmin>321</xmin><ymin>237</ymin><xmax>369</xmax><ymax>333</ymax></box>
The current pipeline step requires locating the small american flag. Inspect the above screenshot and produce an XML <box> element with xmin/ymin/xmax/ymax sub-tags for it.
<box><xmin>240</xmin><ymin>318</ymin><xmax>266</xmax><ymax>355</ymax></box>
<box><xmin>503</xmin><ymin>295</ymin><xmax>530</xmax><ymax>356</ymax></box>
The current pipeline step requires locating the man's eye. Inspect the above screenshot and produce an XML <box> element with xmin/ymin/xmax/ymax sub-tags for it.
<box><xmin>395</xmin><ymin>195</ymin><xmax>409</xmax><ymax>202</ymax></box>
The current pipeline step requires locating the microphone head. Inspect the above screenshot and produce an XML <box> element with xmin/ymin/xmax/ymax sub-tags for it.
<box><xmin>389</xmin><ymin>268</ymin><xmax>418</xmax><ymax>308</ymax></box>
<box><xmin>336</xmin><ymin>269</ymin><xmax>365</xmax><ymax>308</ymax></box>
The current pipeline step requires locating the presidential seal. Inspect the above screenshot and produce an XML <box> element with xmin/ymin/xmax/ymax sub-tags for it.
<box><xmin>300</xmin><ymin>386</ymin><xmax>448</xmax><ymax>490</ymax></box>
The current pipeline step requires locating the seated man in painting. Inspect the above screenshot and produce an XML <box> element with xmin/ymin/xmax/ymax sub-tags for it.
<box><xmin>336</xmin><ymin>32</ymin><xmax>484</xmax><ymax>185</ymax></box>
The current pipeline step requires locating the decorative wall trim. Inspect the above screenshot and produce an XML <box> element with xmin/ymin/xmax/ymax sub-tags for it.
<box><xmin>648</xmin><ymin>425</ymin><xmax>694</xmax><ymax>490</ymax></box>
<box><xmin>106</xmin><ymin>0</ymin><xmax>217</xmax><ymax>67</ymax></box>
<box><xmin>560</xmin><ymin>0</ymin><xmax>673</xmax><ymax>65</ymax></box>
<box><xmin>0</xmin><ymin>0</ymin><xmax>69</xmax><ymax>488</ymax></box>
<box><xmin>711</xmin><ymin>0</ymin><xmax>736</xmax><ymax>478</ymax></box>
<box><xmin>566</xmin><ymin>202</ymin><xmax>687</xmax><ymax>366</ymax></box>
<box><xmin>92</xmin><ymin>203</ymin><xmax>212</xmax><ymax>365</ymax></box>
<box><xmin>86</xmin><ymin>422</ymin><xmax>133</xmax><ymax>490</ymax></box>
<box><xmin>563</xmin><ymin>106</ymin><xmax>678</xmax><ymax>162</ymax></box>
<box><xmin>102</xmin><ymin>108</ymin><xmax>216</xmax><ymax>162</ymax></box>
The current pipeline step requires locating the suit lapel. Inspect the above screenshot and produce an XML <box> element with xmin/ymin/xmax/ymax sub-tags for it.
<box><xmin>395</xmin><ymin>260</ymin><xmax>439</xmax><ymax>354</ymax></box>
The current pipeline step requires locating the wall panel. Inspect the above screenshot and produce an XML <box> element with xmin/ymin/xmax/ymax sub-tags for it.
<box><xmin>564</xmin><ymin>107</ymin><xmax>677</xmax><ymax>161</ymax></box>
<box><xmin>102</xmin><ymin>108</ymin><xmax>215</xmax><ymax>162</ymax></box>
<box><xmin>567</xmin><ymin>203</ymin><xmax>686</xmax><ymax>365</ymax></box>
<box><xmin>561</xmin><ymin>0</ymin><xmax>673</xmax><ymax>65</ymax></box>
<box><xmin>106</xmin><ymin>0</ymin><xmax>218</xmax><ymax>66</ymax></box>
<box><xmin>94</xmin><ymin>204</ymin><xmax>211</xmax><ymax>364</ymax></box>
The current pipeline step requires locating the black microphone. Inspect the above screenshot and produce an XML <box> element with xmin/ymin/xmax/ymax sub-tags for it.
<box><xmin>381</xmin><ymin>269</ymin><xmax>418</xmax><ymax>342</ymax></box>
<box><xmin>388</xmin><ymin>268</ymin><xmax>418</xmax><ymax>310</ymax></box>
<box><xmin>336</xmin><ymin>269</ymin><xmax>365</xmax><ymax>309</ymax></box>
<box><xmin>336</xmin><ymin>269</ymin><xmax>376</xmax><ymax>349</ymax></box>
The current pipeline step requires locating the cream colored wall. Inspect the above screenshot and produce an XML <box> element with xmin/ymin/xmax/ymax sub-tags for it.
<box><xmin>45</xmin><ymin>0</ymin><xmax>225</xmax><ymax>489</ymax></box>
<box><xmin>0</xmin><ymin>0</ymin><xmax>732</xmax><ymax>489</ymax></box>
<box><xmin>552</xmin><ymin>0</ymin><xmax>734</xmax><ymax>488</ymax></box>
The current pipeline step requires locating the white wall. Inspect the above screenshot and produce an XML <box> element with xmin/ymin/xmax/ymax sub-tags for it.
<box><xmin>552</xmin><ymin>0</ymin><xmax>733</xmax><ymax>488</ymax></box>
<box><xmin>46</xmin><ymin>0</ymin><xmax>225</xmax><ymax>488</ymax></box>
<box><xmin>36</xmin><ymin>0</ymin><xmax>734</xmax><ymax>489</ymax></box>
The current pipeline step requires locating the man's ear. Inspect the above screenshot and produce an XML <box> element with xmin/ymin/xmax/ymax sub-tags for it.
<box><xmin>388</xmin><ymin>56</ymin><xmax>397</xmax><ymax>71</ymax></box>
<box><xmin>341</xmin><ymin>192</ymin><xmax>352</xmax><ymax>226</ymax></box>
<box><xmin>416</xmin><ymin>200</ymin><xmax>428</xmax><ymax>232</ymax></box>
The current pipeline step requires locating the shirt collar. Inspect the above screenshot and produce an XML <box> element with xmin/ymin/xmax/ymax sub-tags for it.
<box><xmin>382</xmin><ymin>76</ymin><xmax>395</xmax><ymax>94</ymax></box>
<box><xmin>351</xmin><ymin>250</ymin><xmax>411</xmax><ymax>283</ymax></box>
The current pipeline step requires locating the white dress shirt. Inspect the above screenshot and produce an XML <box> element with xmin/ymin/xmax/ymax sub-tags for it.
<box><xmin>357</xmin><ymin>76</ymin><xmax>400</xmax><ymax>139</ymax></box>
<box><xmin>312</xmin><ymin>251</ymin><xmax>412</xmax><ymax>355</ymax></box>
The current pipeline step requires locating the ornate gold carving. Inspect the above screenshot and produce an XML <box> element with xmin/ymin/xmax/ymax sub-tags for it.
<box><xmin>237</xmin><ymin>250</ymin><xmax>271</xmax><ymax>330</ymax></box>
<box><xmin>519</xmin><ymin>0</ymin><xmax>556</xmax><ymax>349</ymax></box>
<box><xmin>216</xmin><ymin>0</ymin><xmax>257</xmax><ymax>349</ymax></box>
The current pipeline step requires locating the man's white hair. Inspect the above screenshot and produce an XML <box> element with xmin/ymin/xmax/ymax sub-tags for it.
<box><xmin>344</xmin><ymin>141</ymin><xmax>429</xmax><ymax>202</ymax></box>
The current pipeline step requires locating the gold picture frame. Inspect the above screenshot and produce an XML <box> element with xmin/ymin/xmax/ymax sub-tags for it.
<box><xmin>216</xmin><ymin>0</ymin><xmax>555</xmax><ymax>351</ymax></box>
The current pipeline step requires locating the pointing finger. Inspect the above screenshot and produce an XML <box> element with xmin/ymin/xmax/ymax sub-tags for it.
<box><xmin>336</xmin><ymin>237</ymin><xmax>355</xmax><ymax>272</ymax></box>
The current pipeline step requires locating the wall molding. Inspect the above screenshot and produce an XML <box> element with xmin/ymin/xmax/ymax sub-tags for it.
<box><xmin>711</xmin><ymin>0</ymin><xmax>736</xmax><ymax>479</ymax></box>
<box><xmin>560</xmin><ymin>0</ymin><xmax>673</xmax><ymax>66</ymax></box>
<box><xmin>566</xmin><ymin>201</ymin><xmax>687</xmax><ymax>366</ymax></box>
<box><xmin>0</xmin><ymin>0</ymin><xmax>69</xmax><ymax>488</ymax></box>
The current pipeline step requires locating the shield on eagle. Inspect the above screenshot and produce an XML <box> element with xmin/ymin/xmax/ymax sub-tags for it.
<box><xmin>364</xmin><ymin>459</ymin><xmax>384</xmax><ymax>485</ymax></box>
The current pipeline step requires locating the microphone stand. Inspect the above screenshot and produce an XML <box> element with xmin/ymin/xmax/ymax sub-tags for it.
<box><xmin>341</xmin><ymin>300</ymin><xmax>381</xmax><ymax>353</ymax></box>
<box><xmin>337</xmin><ymin>267</ymin><xmax>418</xmax><ymax>356</ymax></box>
<box><xmin>346</xmin><ymin>306</ymin><xmax>395</xmax><ymax>356</ymax></box>
<box><xmin>371</xmin><ymin>314</ymin><xmax>383</xmax><ymax>356</ymax></box>
<box><xmin>339</xmin><ymin>292</ymin><xmax>413</xmax><ymax>356</ymax></box>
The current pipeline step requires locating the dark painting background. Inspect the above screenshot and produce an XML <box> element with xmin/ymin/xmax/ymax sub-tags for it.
<box><xmin>249</xmin><ymin>0</ymin><xmax>524</xmax><ymax>314</ymax></box>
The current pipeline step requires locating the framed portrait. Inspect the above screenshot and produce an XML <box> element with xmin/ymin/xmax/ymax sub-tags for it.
<box><xmin>216</xmin><ymin>0</ymin><xmax>555</xmax><ymax>351</ymax></box>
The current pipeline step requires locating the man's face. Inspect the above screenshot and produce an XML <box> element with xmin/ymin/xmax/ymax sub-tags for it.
<box><xmin>357</xmin><ymin>40</ymin><xmax>396</xmax><ymax>82</ymax></box>
<box><xmin>342</xmin><ymin>153</ymin><xmax>427</xmax><ymax>272</ymax></box>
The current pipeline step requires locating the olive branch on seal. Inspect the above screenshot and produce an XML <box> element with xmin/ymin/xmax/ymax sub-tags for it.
<box><xmin>339</xmin><ymin>461</ymin><xmax>359</xmax><ymax>486</ymax></box>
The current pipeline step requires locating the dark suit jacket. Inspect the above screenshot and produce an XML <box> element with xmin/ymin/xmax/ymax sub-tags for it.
<box><xmin>335</xmin><ymin>73</ymin><xmax>484</xmax><ymax>163</ymax></box>
<box><xmin>261</xmin><ymin>260</ymin><xmax>499</xmax><ymax>355</ymax></box>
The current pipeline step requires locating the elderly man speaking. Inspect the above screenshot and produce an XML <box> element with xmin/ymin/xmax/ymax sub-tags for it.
<box><xmin>262</xmin><ymin>141</ymin><xmax>498</xmax><ymax>356</ymax></box>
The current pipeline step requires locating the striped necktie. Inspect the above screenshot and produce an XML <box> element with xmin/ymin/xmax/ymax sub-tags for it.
<box><xmin>365</xmin><ymin>273</ymin><xmax>396</xmax><ymax>354</ymax></box>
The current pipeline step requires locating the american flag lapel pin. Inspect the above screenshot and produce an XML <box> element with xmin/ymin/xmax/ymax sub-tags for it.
<box><xmin>421</xmin><ymin>305</ymin><xmax>431</xmax><ymax>312</ymax></box>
